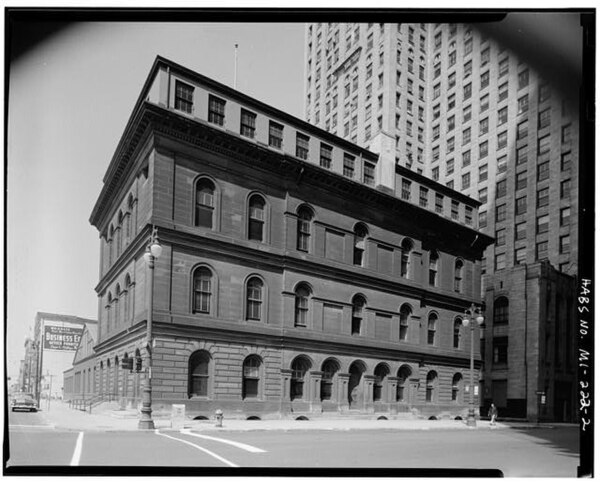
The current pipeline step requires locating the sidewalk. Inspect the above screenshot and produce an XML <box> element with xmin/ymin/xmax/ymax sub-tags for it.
<box><xmin>39</xmin><ymin>401</ymin><xmax>569</xmax><ymax>433</ymax></box>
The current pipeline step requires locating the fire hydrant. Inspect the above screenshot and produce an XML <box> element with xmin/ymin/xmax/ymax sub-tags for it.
<box><xmin>215</xmin><ymin>409</ymin><xmax>224</xmax><ymax>427</ymax></box>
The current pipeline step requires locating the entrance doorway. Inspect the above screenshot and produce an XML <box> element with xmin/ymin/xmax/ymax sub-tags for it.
<box><xmin>348</xmin><ymin>361</ymin><xmax>366</xmax><ymax>409</ymax></box>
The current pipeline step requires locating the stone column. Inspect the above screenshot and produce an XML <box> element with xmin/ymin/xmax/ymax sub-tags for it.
<box><xmin>309</xmin><ymin>371</ymin><xmax>323</xmax><ymax>413</ymax></box>
<box><xmin>337</xmin><ymin>373</ymin><xmax>350</xmax><ymax>412</ymax></box>
<box><xmin>363</xmin><ymin>374</ymin><xmax>376</xmax><ymax>413</ymax></box>
<box><xmin>280</xmin><ymin>369</ymin><xmax>293</xmax><ymax>415</ymax></box>
<box><xmin>388</xmin><ymin>376</ymin><xmax>399</xmax><ymax>414</ymax></box>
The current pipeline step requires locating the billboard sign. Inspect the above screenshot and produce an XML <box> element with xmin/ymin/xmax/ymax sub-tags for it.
<box><xmin>43</xmin><ymin>325</ymin><xmax>83</xmax><ymax>351</ymax></box>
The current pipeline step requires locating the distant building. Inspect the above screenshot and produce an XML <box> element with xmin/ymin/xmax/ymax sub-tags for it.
<box><xmin>88</xmin><ymin>56</ymin><xmax>492</xmax><ymax>420</ymax></box>
<box><xmin>63</xmin><ymin>322</ymin><xmax>98</xmax><ymax>402</ymax></box>
<box><xmin>31</xmin><ymin>312</ymin><xmax>96</xmax><ymax>402</ymax></box>
<box><xmin>303</xmin><ymin>21</ymin><xmax>579</xmax><ymax>421</ymax></box>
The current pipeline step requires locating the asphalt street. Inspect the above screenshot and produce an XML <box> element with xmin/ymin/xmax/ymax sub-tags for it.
<box><xmin>5</xmin><ymin>409</ymin><xmax>579</xmax><ymax>476</ymax></box>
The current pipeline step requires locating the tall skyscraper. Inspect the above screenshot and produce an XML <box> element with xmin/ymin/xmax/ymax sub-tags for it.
<box><xmin>304</xmin><ymin>20</ymin><xmax>580</xmax><ymax>421</ymax></box>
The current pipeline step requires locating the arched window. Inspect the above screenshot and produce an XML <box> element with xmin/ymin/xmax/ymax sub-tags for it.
<box><xmin>124</xmin><ymin>274</ymin><xmax>131</xmax><ymax>324</ymax></box>
<box><xmin>452</xmin><ymin>373</ymin><xmax>463</xmax><ymax>402</ymax></box>
<box><xmin>248</xmin><ymin>194</ymin><xmax>266</xmax><ymax>242</ymax></box>
<box><xmin>126</xmin><ymin>194</ymin><xmax>134</xmax><ymax>242</ymax></box>
<box><xmin>427</xmin><ymin>313</ymin><xmax>437</xmax><ymax>345</ymax></box>
<box><xmin>373</xmin><ymin>364</ymin><xmax>389</xmax><ymax>402</ymax></box>
<box><xmin>294</xmin><ymin>284</ymin><xmax>311</xmax><ymax>327</ymax></box>
<box><xmin>428</xmin><ymin>251</ymin><xmax>439</xmax><ymax>286</ymax></box>
<box><xmin>353</xmin><ymin>224</ymin><xmax>368</xmax><ymax>266</ymax></box>
<box><xmin>454</xmin><ymin>259</ymin><xmax>464</xmax><ymax>293</ymax></box>
<box><xmin>400</xmin><ymin>238</ymin><xmax>413</xmax><ymax>278</ymax></box>
<box><xmin>494</xmin><ymin>297</ymin><xmax>509</xmax><ymax>325</ymax></box>
<box><xmin>242</xmin><ymin>355</ymin><xmax>261</xmax><ymax>399</ymax></box>
<box><xmin>117</xmin><ymin>211</ymin><xmax>124</xmax><ymax>257</ymax></box>
<box><xmin>397</xmin><ymin>365</ymin><xmax>412</xmax><ymax>402</ymax></box>
<box><xmin>108</xmin><ymin>225</ymin><xmax>115</xmax><ymax>265</ymax></box>
<box><xmin>296</xmin><ymin>206</ymin><xmax>313</xmax><ymax>252</ymax></box>
<box><xmin>192</xmin><ymin>267</ymin><xmax>212</xmax><ymax>314</ymax></box>
<box><xmin>291</xmin><ymin>357</ymin><xmax>311</xmax><ymax>400</ymax></box>
<box><xmin>399</xmin><ymin>304</ymin><xmax>412</xmax><ymax>341</ymax></box>
<box><xmin>351</xmin><ymin>294</ymin><xmax>366</xmax><ymax>335</ymax></box>
<box><xmin>114</xmin><ymin>284</ymin><xmax>121</xmax><ymax>327</ymax></box>
<box><xmin>320</xmin><ymin>359</ymin><xmax>339</xmax><ymax>401</ymax></box>
<box><xmin>106</xmin><ymin>292</ymin><xmax>113</xmax><ymax>333</ymax></box>
<box><xmin>188</xmin><ymin>351</ymin><xmax>210</xmax><ymax>397</ymax></box>
<box><xmin>195</xmin><ymin>178</ymin><xmax>216</xmax><ymax>228</ymax></box>
<box><xmin>426</xmin><ymin>370</ymin><xmax>438</xmax><ymax>402</ymax></box>
<box><xmin>453</xmin><ymin>317</ymin><xmax>462</xmax><ymax>348</ymax></box>
<box><xmin>246</xmin><ymin>277</ymin><xmax>263</xmax><ymax>321</ymax></box>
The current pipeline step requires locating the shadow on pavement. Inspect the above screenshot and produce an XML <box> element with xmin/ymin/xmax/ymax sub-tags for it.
<box><xmin>510</xmin><ymin>426</ymin><xmax>579</xmax><ymax>459</ymax></box>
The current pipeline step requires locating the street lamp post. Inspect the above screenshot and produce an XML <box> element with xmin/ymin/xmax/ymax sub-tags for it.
<box><xmin>138</xmin><ymin>227</ymin><xmax>162</xmax><ymax>430</ymax></box>
<box><xmin>462</xmin><ymin>303</ymin><xmax>485</xmax><ymax>428</ymax></box>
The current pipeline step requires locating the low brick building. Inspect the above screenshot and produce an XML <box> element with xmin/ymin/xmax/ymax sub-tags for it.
<box><xmin>89</xmin><ymin>56</ymin><xmax>493</xmax><ymax>420</ymax></box>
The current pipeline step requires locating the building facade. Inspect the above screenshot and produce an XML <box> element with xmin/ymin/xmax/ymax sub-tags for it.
<box><xmin>63</xmin><ymin>322</ymin><xmax>98</xmax><ymax>402</ymax></box>
<box><xmin>89</xmin><ymin>56</ymin><xmax>492</xmax><ymax>420</ymax></box>
<box><xmin>303</xmin><ymin>21</ymin><xmax>579</xmax><ymax>421</ymax></box>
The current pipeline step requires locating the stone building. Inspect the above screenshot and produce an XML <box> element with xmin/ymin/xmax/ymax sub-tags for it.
<box><xmin>89</xmin><ymin>56</ymin><xmax>492</xmax><ymax>420</ymax></box>
<box><xmin>303</xmin><ymin>20</ymin><xmax>580</xmax><ymax>421</ymax></box>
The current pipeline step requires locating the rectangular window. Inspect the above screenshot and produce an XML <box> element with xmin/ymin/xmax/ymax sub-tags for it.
<box><xmin>496</xmin><ymin>228</ymin><xmax>506</xmax><ymax>246</ymax></box>
<box><xmin>463</xmin><ymin>104</ymin><xmax>472</xmax><ymax>123</ymax></box>
<box><xmin>537</xmin><ymin>187</ymin><xmax>549</xmax><ymax>207</ymax></box>
<box><xmin>363</xmin><ymin>162</ymin><xmax>375</xmax><ymax>186</ymax></box>
<box><xmin>498</xmin><ymin>82</ymin><xmax>508</xmax><ymax>102</ymax></box>
<box><xmin>419</xmin><ymin>187</ymin><xmax>429</xmax><ymax>208</ymax></box>
<box><xmin>480</xmin><ymin>93</ymin><xmax>489</xmax><ymax>112</ymax></box>
<box><xmin>462</xmin><ymin>150</ymin><xmax>471</xmax><ymax>167</ymax></box>
<box><xmin>432</xmin><ymin>167</ymin><xmax>439</xmax><ymax>181</ymax></box>
<box><xmin>536</xmin><ymin>214</ymin><xmax>549</xmax><ymax>234</ymax></box>
<box><xmin>539</xmin><ymin>83</ymin><xmax>550</xmax><ymax>103</ymax></box>
<box><xmin>175</xmin><ymin>80</ymin><xmax>194</xmax><ymax>114</ymax></box>
<box><xmin>537</xmin><ymin>161</ymin><xmax>550</xmax><ymax>182</ymax></box>
<box><xmin>516</xmin><ymin>171</ymin><xmax>528</xmax><ymax>191</ymax></box>
<box><xmin>516</xmin><ymin>196</ymin><xmax>527</xmax><ymax>216</ymax></box>
<box><xmin>498</xmin><ymin>57</ymin><xmax>509</xmax><ymax>78</ymax></box>
<box><xmin>561</xmin><ymin>179</ymin><xmax>571</xmax><ymax>199</ymax></box>
<box><xmin>536</xmin><ymin>241</ymin><xmax>548</xmax><ymax>261</ymax></box>
<box><xmin>480</xmin><ymin>70</ymin><xmax>490</xmax><ymax>89</ymax></box>
<box><xmin>464</xmin><ymin>59</ymin><xmax>472</xmax><ymax>78</ymax></box>
<box><xmin>208</xmin><ymin>95</ymin><xmax>226</xmax><ymax>126</ymax></box>
<box><xmin>435</xmin><ymin>193</ymin><xmax>444</xmax><ymax>214</ymax></box>
<box><xmin>319</xmin><ymin>143</ymin><xmax>332</xmax><ymax>169</ymax></box>
<box><xmin>479</xmin><ymin>140</ymin><xmax>489</xmax><ymax>159</ymax></box>
<box><xmin>493</xmin><ymin>337</ymin><xmax>508</xmax><ymax>364</ymax></box>
<box><xmin>296</xmin><ymin>133</ymin><xmax>310</xmax><ymax>160</ymax></box>
<box><xmin>462</xmin><ymin>172</ymin><xmax>470</xmax><ymax>189</ymax></box>
<box><xmin>446</xmin><ymin>158</ymin><xmax>454</xmax><ymax>175</ymax></box>
<box><xmin>498</xmin><ymin>106</ymin><xmax>508</xmax><ymax>126</ymax></box>
<box><xmin>401</xmin><ymin>179</ymin><xmax>411</xmax><ymax>200</ymax></box>
<box><xmin>538</xmin><ymin>108</ymin><xmax>551</xmax><ymax>129</ymax></box>
<box><xmin>496</xmin><ymin>204</ymin><xmax>506</xmax><ymax>222</ymax></box>
<box><xmin>518</xmin><ymin>69</ymin><xmax>529</xmax><ymax>89</ymax></box>
<box><xmin>433</xmin><ymin>83</ymin><xmax>440</xmax><ymax>99</ymax></box>
<box><xmin>240</xmin><ymin>109</ymin><xmax>257</xmax><ymax>139</ymax></box>
<box><xmin>517</xmin><ymin>120</ymin><xmax>528</xmax><ymax>140</ymax></box>
<box><xmin>463</xmin><ymin>83</ymin><xmax>472</xmax><ymax>99</ymax></box>
<box><xmin>448</xmin><ymin>115</ymin><xmax>455</xmax><ymax>131</ymax></box>
<box><xmin>562</xmin><ymin>124</ymin><xmax>572</xmax><ymax>143</ymax></box>
<box><xmin>451</xmin><ymin>200</ymin><xmax>459</xmax><ymax>220</ymax></box>
<box><xmin>538</xmin><ymin>134</ymin><xmax>551</xmax><ymax>155</ymax></box>
<box><xmin>465</xmin><ymin>206</ymin><xmax>473</xmax><ymax>226</ymax></box>
<box><xmin>479</xmin><ymin>164</ymin><xmax>488</xmax><ymax>182</ymax></box>
<box><xmin>515</xmin><ymin>221</ymin><xmax>527</xmax><ymax>241</ymax></box>
<box><xmin>560</xmin><ymin>235</ymin><xmax>570</xmax><ymax>254</ymax></box>
<box><xmin>561</xmin><ymin>151</ymin><xmax>572</xmax><ymax>171</ymax></box>
<box><xmin>447</xmin><ymin>137</ymin><xmax>455</xmax><ymax>153</ymax></box>
<box><xmin>479</xmin><ymin>187</ymin><xmax>488</xmax><ymax>204</ymax></box>
<box><xmin>517</xmin><ymin>146</ymin><xmax>528</xmax><ymax>166</ymax></box>
<box><xmin>343</xmin><ymin>153</ymin><xmax>355</xmax><ymax>178</ymax></box>
<box><xmin>497</xmin><ymin>155</ymin><xmax>507</xmax><ymax>174</ymax></box>
<box><xmin>517</xmin><ymin>94</ymin><xmax>529</xmax><ymax>114</ymax></box>
<box><xmin>560</xmin><ymin>207</ymin><xmax>571</xmax><ymax>226</ymax></box>
<box><xmin>448</xmin><ymin>72</ymin><xmax>456</xmax><ymax>89</ymax></box>
<box><xmin>496</xmin><ymin>179</ymin><xmax>507</xmax><ymax>198</ymax></box>
<box><xmin>481</xmin><ymin>47</ymin><xmax>490</xmax><ymax>65</ymax></box>
<box><xmin>463</xmin><ymin>127</ymin><xmax>471</xmax><ymax>145</ymax></box>
<box><xmin>495</xmin><ymin>253</ymin><xmax>506</xmax><ymax>271</ymax></box>
<box><xmin>480</xmin><ymin>117</ymin><xmax>489</xmax><ymax>135</ymax></box>
<box><xmin>479</xmin><ymin>210</ymin><xmax>487</xmax><ymax>228</ymax></box>
<box><xmin>268</xmin><ymin>121</ymin><xmax>284</xmax><ymax>149</ymax></box>
<box><xmin>498</xmin><ymin>131</ymin><xmax>508</xmax><ymax>149</ymax></box>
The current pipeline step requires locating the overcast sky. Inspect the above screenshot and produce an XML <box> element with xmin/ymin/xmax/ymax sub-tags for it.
<box><xmin>7</xmin><ymin>22</ymin><xmax>305</xmax><ymax>378</ymax></box>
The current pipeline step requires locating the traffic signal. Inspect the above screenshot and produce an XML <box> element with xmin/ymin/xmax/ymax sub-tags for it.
<box><xmin>135</xmin><ymin>356</ymin><xmax>143</xmax><ymax>372</ymax></box>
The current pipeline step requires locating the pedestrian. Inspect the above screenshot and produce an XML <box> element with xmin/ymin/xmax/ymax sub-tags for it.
<box><xmin>488</xmin><ymin>403</ymin><xmax>498</xmax><ymax>427</ymax></box>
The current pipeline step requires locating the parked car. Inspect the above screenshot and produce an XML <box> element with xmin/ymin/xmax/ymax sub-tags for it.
<box><xmin>11</xmin><ymin>394</ymin><xmax>37</xmax><ymax>412</ymax></box>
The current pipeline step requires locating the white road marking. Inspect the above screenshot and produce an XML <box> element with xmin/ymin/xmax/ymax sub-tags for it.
<box><xmin>180</xmin><ymin>429</ymin><xmax>267</xmax><ymax>453</ymax></box>
<box><xmin>155</xmin><ymin>430</ymin><xmax>238</xmax><ymax>467</ymax></box>
<box><xmin>70</xmin><ymin>431</ymin><xmax>84</xmax><ymax>466</ymax></box>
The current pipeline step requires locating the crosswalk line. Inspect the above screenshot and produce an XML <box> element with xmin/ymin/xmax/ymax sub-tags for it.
<box><xmin>180</xmin><ymin>429</ymin><xmax>267</xmax><ymax>453</ymax></box>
